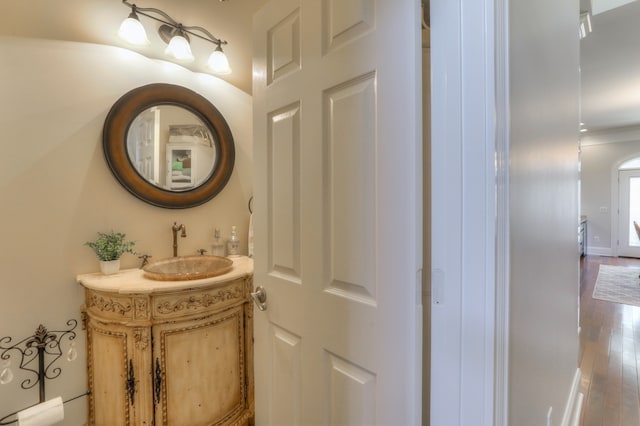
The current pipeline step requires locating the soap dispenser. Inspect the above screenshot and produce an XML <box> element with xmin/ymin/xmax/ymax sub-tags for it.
<box><xmin>212</xmin><ymin>228</ymin><xmax>225</xmax><ymax>257</ymax></box>
<box><xmin>226</xmin><ymin>226</ymin><xmax>240</xmax><ymax>257</ymax></box>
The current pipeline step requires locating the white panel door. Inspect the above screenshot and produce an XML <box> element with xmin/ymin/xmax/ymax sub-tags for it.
<box><xmin>127</xmin><ymin>107</ymin><xmax>160</xmax><ymax>185</ymax></box>
<box><xmin>618</xmin><ymin>169</ymin><xmax>640</xmax><ymax>257</ymax></box>
<box><xmin>253</xmin><ymin>0</ymin><xmax>422</xmax><ymax>424</ymax></box>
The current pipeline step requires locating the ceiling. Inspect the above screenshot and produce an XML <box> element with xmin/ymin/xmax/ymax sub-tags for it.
<box><xmin>0</xmin><ymin>0</ymin><xmax>270</xmax><ymax>94</ymax></box>
<box><xmin>1</xmin><ymin>0</ymin><xmax>634</xmax><ymax>130</ymax></box>
<box><xmin>580</xmin><ymin>0</ymin><xmax>640</xmax><ymax>132</ymax></box>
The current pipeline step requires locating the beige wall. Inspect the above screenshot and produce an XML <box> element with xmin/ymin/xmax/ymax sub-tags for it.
<box><xmin>508</xmin><ymin>0</ymin><xmax>581</xmax><ymax>423</ymax></box>
<box><xmin>581</xmin><ymin>139</ymin><xmax>640</xmax><ymax>253</ymax></box>
<box><xmin>0</xmin><ymin>37</ymin><xmax>252</xmax><ymax>423</ymax></box>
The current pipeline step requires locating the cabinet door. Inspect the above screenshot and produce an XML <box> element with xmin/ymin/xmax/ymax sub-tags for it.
<box><xmin>153</xmin><ymin>306</ymin><xmax>249</xmax><ymax>425</ymax></box>
<box><xmin>87</xmin><ymin>321</ymin><xmax>129</xmax><ymax>426</ymax></box>
<box><xmin>87</xmin><ymin>320</ymin><xmax>153</xmax><ymax>426</ymax></box>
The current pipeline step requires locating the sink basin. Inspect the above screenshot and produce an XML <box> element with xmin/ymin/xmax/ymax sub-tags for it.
<box><xmin>143</xmin><ymin>255</ymin><xmax>233</xmax><ymax>281</ymax></box>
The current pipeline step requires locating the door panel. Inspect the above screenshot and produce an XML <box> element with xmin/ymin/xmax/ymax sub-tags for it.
<box><xmin>269</xmin><ymin>326</ymin><xmax>302</xmax><ymax>425</ymax></box>
<box><xmin>128</xmin><ymin>107</ymin><xmax>159</xmax><ymax>185</ymax></box>
<box><xmin>325</xmin><ymin>352</ymin><xmax>376</xmax><ymax>425</ymax></box>
<box><xmin>268</xmin><ymin>103</ymin><xmax>302</xmax><ymax>281</ymax></box>
<box><xmin>253</xmin><ymin>0</ymin><xmax>421</xmax><ymax>424</ymax></box>
<box><xmin>325</xmin><ymin>73</ymin><xmax>377</xmax><ymax>304</ymax></box>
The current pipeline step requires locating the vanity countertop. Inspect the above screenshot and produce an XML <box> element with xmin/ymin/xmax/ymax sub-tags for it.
<box><xmin>77</xmin><ymin>256</ymin><xmax>253</xmax><ymax>294</ymax></box>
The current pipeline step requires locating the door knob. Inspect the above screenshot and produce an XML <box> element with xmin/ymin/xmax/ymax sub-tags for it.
<box><xmin>251</xmin><ymin>286</ymin><xmax>267</xmax><ymax>311</ymax></box>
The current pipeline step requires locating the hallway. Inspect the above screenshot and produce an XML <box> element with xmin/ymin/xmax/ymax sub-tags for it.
<box><xmin>579</xmin><ymin>255</ymin><xmax>640</xmax><ymax>425</ymax></box>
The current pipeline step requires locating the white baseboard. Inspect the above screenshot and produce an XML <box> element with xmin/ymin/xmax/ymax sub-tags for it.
<box><xmin>586</xmin><ymin>246</ymin><xmax>613</xmax><ymax>257</ymax></box>
<box><xmin>561</xmin><ymin>368</ymin><xmax>583</xmax><ymax>426</ymax></box>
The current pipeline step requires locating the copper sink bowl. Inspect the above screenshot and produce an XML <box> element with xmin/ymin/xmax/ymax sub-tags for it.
<box><xmin>143</xmin><ymin>255</ymin><xmax>233</xmax><ymax>281</ymax></box>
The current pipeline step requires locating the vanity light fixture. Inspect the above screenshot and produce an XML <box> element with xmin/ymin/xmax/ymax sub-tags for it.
<box><xmin>163</xmin><ymin>30</ymin><xmax>194</xmax><ymax>62</ymax></box>
<box><xmin>118</xmin><ymin>0</ymin><xmax>231</xmax><ymax>73</ymax></box>
<box><xmin>207</xmin><ymin>40</ymin><xmax>232</xmax><ymax>74</ymax></box>
<box><xmin>118</xmin><ymin>7</ymin><xmax>150</xmax><ymax>45</ymax></box>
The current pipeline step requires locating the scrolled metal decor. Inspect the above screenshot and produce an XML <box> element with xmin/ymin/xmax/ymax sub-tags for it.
<box><xmin>0</xmin><ymin>320</ymin><xmax>89</xmax><ymax>426</ymax></box>
<box><xmin>0</xmin><ymin>320</ymin><xmax>77</xmax><ymax>398</ymax></box>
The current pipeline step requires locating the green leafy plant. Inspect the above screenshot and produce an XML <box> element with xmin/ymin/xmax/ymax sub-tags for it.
<box><xmin>84</xmin><ymin>231</ymin><xmax>137</xmax><ymax>261</ymax></box>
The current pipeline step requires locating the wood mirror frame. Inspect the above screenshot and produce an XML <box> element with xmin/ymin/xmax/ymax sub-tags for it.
<box><xmin>103</xmin><ymin>83</ymin><xmax>235</xmax><ymax>209</ymax></box>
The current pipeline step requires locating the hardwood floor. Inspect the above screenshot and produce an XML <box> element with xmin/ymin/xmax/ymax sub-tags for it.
<box><xmin>579</xmin><ymin>255</ymin><xmax>640</xmax><ymax>426</ymax></box>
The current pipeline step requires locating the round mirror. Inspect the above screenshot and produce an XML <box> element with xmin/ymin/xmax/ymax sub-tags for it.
<box><xmin>103</xmin><ymin>83</ymin><xmax>235</xmax><ymax>209</ymax></box>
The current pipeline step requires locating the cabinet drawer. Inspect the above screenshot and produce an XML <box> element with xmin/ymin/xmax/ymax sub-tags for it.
<box><xmin>152</xmin><ymin>278</ymin><xmax>247</xmax><ymax>321</ymax></box>
<box><xmin>85</xmin><ymin>291</ymin><xmax>151</xmax><ymax>323</ymax></box>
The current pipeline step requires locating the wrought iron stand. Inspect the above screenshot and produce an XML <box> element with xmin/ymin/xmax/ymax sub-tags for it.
<box><xmin>0</xmin><ymin>320</ymin><xmax>89</xmax><ymax>425</ymax></box>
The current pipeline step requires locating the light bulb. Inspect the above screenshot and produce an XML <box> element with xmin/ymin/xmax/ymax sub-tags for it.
<box><xmin>165</xmin><ymin>35</ymin><xmax>194</xmax><ymax>62</ymax></box>
<box><xmin>118</xmin><ymin>12</ymin><xmax>150</xmax><ymax>46</ymax></box>
<box><xmin>207</xmin><ymin>48</ymin><xmax>232</xmax><ymax>75</ymax></box>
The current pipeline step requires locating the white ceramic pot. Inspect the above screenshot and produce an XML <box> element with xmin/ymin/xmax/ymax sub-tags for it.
<box><xmin>99</xmin><ymin>259</ymin><xmax>121</xmax><ymax>275</ymax></box>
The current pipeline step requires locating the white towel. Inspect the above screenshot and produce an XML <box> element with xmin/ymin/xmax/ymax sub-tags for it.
<box><xmin>17</xmin><ymin>397</ymin><xmax>64</xmax><ymax>426</ymax></box>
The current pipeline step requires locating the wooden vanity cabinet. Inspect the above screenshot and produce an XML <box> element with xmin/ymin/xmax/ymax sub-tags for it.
<box><xmin>79</xmin><ymin>268</ymin><xmax>254</xmax><ymax>426</ymax></box>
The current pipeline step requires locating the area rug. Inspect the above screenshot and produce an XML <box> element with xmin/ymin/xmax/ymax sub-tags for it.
<box><xmin>593</xmin><ymin>264</ymin><xmax>640</xmax><ymax>307</ymax></box>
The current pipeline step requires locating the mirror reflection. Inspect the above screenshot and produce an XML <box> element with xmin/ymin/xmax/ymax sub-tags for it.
<box><xmin>127</xmin><ymin>106</ymin><xmax>216</xmax><ymax>192</ymax></box>
<box><xmin>103</xmin><ymin>83</ymin><xmax>235</xmax><ymax>209</ymax></box>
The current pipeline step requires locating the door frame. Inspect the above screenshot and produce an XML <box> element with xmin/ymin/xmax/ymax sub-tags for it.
<box><xmin>610</xmin><ymin>155</ymin><xmax>640</xmax><ymax>257</ymax></box>
<box><xmin>611</xmin><ymin>161</ymin><xmax>621</xmax><ymax>257</ymax></box>
<box><xmin>430</xmin><ymin>0</ymin><xmax>507</xmax><ymax>424</ymax></box>
<box><xmin>612</xmin><ymin>163</ymin><xmax>640</xmax><ymax>257</ymax></box>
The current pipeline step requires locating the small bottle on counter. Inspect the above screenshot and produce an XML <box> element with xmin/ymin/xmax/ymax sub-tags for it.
<box><xmin>226</xmin><ymin>226</ymin><xmax>240</xmax><ymax>257</ymax></box>
<box><xmin>212</xmin><ymin>228</ymin><xmax>225</xmax><ymax>257</ymax></box>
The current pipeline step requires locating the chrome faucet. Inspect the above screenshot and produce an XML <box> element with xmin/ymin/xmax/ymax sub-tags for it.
<box><xmin>172</xmin><ymin>222</ymin><xmax>187</xmax><ymax>257</ymax></box>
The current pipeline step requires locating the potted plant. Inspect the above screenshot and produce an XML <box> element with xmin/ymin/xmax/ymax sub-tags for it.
<box><xmin>84</xmin><ymin>231</ymin><xmax>137</xmax><ymax>275</ymax></box>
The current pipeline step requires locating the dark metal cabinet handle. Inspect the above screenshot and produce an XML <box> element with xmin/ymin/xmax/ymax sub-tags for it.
<box><xmin>154</xmin><ymin>358</ymin><xmax>162</xmax><ymax>404</ymax></box>
<box><xmin>126</xmin><ymin>359</ymin><xmax>135</xmax><ymax>405</ymax></box>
